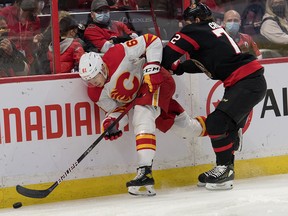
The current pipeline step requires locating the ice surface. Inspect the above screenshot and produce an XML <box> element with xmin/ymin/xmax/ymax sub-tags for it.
<box><xmin>1</xmin><ymin>174</ymin><xmax>288</xmax><ymax>216</ymax></box>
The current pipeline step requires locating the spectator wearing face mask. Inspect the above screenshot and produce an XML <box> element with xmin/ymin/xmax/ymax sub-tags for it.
<box><xmin>84</xmin><ymin>0</ymin><xmax>138</xmax><ymax>53</ymax></box>
<box><xmin>260</xmin><ymin>0</ymin><xmax>288</xmax><ymax>45</ymax></box>
<box><xmin>223</xmin><ymin>10</ymin><xmax>262</xmax><ymax>59</ymax></box>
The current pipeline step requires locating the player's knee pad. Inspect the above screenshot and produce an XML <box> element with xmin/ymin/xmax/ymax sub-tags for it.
<box><xmin>132</xmin><ymin>105</ymin><xmax>160</xmax><ymax>134</ymax></box>
<box><xmin>170</xmin><ymin>111</ymin><xmax>205</xmax><ymax>140</ymax></box>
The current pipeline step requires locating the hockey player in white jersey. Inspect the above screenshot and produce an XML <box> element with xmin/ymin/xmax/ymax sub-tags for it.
<box><xmin>78</xmin><ymin>33</ymin><xmax>207</xmax><ymax>196</ymax></box>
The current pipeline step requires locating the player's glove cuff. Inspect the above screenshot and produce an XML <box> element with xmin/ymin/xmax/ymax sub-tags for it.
<box><xmin>143</xmin><ymin>62</ymin><xmax>163</xmax><ymax>93</ymax></box>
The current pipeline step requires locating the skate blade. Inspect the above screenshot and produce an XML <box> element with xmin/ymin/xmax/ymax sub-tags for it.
<box><xmin>197</xmin><ymin>182</ymin><xmax>206</xmax><ymax>187</ymax></box>
<box><xmin>205</xmin><ymin>180</ymin><xmax>233</xmax><ymax>190</ymax></box>
<box><xmin>128</xmin><ymin>185</ymin><xmax>156</xmax><ymax>197</ymax></box>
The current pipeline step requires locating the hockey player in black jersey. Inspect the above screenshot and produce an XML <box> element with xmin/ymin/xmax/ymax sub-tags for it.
<box><xmin>162</xmin><ymin>3</ymin><xmax>267</xmax><ymax>190</ymax></box>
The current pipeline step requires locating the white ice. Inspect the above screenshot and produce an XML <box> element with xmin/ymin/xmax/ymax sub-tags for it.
<box><xmin>1</xmin><ymin>174</ymin><xmax>288</xmax><ymax>216</ymax></box>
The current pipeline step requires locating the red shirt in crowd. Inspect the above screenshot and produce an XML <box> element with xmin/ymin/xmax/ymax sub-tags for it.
<box><xmin>0</xmin><ymin>5</ymin><xmax>40</xmax><ymax>64</ymax></box>
<box><xmin>84</xmin><ymin>21</ymin><xmax>134</xmax><ymax>53</ymax></box>
<box><xmin>236</xmin><ymin>33</ymin><xmax>262</xmax><ymax>58</ymax></box>
<box><xmin>47</xmin><ymin>38</ymin><xmax>85</xmax><ymax>74</ymax></box>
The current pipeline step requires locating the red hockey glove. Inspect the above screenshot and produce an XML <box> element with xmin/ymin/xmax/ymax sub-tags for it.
<box><xmin>143</xmin><ymin>62</ymin><xmax>163</xmax><ymax>93</ymax></box>
<box><xmin>102</xmin><ymin>117</ymin><xmax>123</xmax><ymax>141</ymax></box>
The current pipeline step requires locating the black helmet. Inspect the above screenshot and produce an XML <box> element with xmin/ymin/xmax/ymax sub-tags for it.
<box><xmin>183</xmin><ymin>3</ymin><xmax>212</xmax><ymax>21</ymax></box>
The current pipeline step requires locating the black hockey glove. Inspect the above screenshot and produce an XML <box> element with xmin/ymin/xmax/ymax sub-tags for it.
<box><xmin>110</xmin><ymin>36</ymin><xmax>132</xmax><ymax>44</ymax></box>
<box><xmin>171</xmin><ymin>59</ymin><xmax>203</xmax><ymax>75</ymax></box>
<box><xmin>171</xmin><ymin>60</ymin><xmax>184</xmax><ymax>75</ymax></box>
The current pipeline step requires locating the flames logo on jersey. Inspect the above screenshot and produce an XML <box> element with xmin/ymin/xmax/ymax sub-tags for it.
<box><xmin>111</xmin><ymin>72</ymin><xmax>140</xmax><ymax>102</ymax></box>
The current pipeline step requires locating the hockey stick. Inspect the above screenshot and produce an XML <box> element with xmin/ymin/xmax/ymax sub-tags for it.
<box><xmin>148</xmin><ymin>0</ymin><xmax>161</xmax><ymax>38</ymax></box>
<box><xmin>16</xmin><ymin>96</ymin><xmax>139</xmax><ymax>198</ymax></box>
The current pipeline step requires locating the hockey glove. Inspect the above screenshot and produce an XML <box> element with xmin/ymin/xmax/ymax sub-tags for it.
<box><xmin>171</xmin><ymin>59</ymin><xmax>184</xmax><ymax>75</ymax></box>
<box><xmin>143</xmin><ymin>62</ymin><xmax>163</xmax><ymax>93</ymax></box>
<box><xmin>129</xmin><ymin>32</ymin><xmax>139</xmax><ymax>39</ymax></box>
<box><xmin>171</xmin><ymin>59</ymin><xmax>203</xmax><ymax>75</ymax></box>
<box><xmin>110</xmin><ymin>36</ymin><xmax>131</xmax><ymax>44</ymax></box>
<box><xmin>102</xmin><ymin>117</ymin><xmax>123</xmax><ymax>141</ymax></box>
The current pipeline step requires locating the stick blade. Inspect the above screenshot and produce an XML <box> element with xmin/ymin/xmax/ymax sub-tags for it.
<box><xmin>16</xmin><ymin>185</ymin><xmax>51</xmax><ymax>198</ymax></box>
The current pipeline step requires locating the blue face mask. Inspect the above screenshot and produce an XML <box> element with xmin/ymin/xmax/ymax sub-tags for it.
<box><xmin>94</xmin><ymin>12</ymin><xmax>110</xmax><ymax>24</ymax></box>
<box><xmin>225</xmin><ymin>22</ymin><xmax>240</xmax><ymax>35</ymax></box>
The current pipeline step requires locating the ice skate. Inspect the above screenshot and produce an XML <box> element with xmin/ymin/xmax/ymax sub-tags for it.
<box><xmin>126</xmin><ymin>166</ymin><xmax>156</xmax><ymax>196</ymax></box>
<box><xmin>205</xmin><ymin>164</ymin><xmax>234</xmax><ymax>190</ymax></box>
<box><xmin>197</xmin><ymin>164</ymin><xmax>234</xmax><ymax>189</ymax></box>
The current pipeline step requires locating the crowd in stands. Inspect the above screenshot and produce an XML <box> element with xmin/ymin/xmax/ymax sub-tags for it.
<box><xmin>0</xmin><ymin>0</ymin><xmax>288</xmax><ymax>77</ymax></box>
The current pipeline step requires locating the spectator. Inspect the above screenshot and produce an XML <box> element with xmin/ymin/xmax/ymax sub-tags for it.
<box><xmin>260</xmin><ymin>0</ymin><xmax>288</xmax><ymax>55</ymax></box>
<box><xmin>78</xmin><ymin>34</ymin><xmax>207</xmax><ymax>196</ymax></box>
<box><xmin>0</xmin><ymin>0</ymin><xmax>40</xmax><ymax>66</ymax></box>
<box><xmin>47</xmin><ymin>16</ymin><xmax>85</xmax><ymax>74</ymax></box>
<box><xmin>0</xmin><ymin>16</ymin><xmax>29</xmax><ymax>77</ymax></box>
<box><xmin>33</xmin><ymin>10</ymin><xmax>70</xmax><ymax>74</ymax></box>
<box><xmin>0</xmin><ymin>0</ymin><xmax>22</xmax><ymax>25</ymax></box>
<box><xmin>36</xmin><ymin>0</ymin><xmax>45</xmax><ymax>15</ymax></box>
<box><xmin>84</xmin><ymin>0</ymin><xmax>138</xmax><ymax>53</ymax></box>
<box><xmin>223</xmin><ymin>9</ymin><xmax>262</xmax><ymax>59</ymax></box>
<box><xmin>241</xmin><ymin>0</ymin><xmax>265</xmax><ymax>35</ymax></box>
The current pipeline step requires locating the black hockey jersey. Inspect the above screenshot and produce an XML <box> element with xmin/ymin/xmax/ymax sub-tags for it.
<box><xmin>162</xmin><ymin>20</ymin><xmax>263</xmax><ymax>87</ymax></box>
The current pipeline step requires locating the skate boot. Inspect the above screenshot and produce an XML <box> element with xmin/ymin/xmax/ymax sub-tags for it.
<box><xmin>126</xmin><ymin>166</ymin><xmax>156</xmax><ymax>196</ymax></box>
<box><xmin>205</xmin><ymin>164</ymin><xmax>234</xmax><ymax>190</ymax></box>
<box><xmin>197</xmin><ymin>164</ymin><xmax>234</xmax><ymax>189</ymax></box>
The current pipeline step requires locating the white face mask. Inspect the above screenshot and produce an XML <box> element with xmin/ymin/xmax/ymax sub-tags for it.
<box><xmin>93</xmin><ymin>12</ymin><xmax>110</xmax><ymax>24</ymax></box>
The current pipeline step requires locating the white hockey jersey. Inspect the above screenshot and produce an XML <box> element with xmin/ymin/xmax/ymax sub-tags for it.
<box><xmin>87</xmin><ymin>34</ymin><xmax>163</xmax><ymax>128</ymax></box>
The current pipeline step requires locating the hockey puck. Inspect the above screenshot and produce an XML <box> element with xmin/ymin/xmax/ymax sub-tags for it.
<box><xmin>13</xmin><ymin>202</ymin><xmax>22</xmax><ymax>209</ymax></box>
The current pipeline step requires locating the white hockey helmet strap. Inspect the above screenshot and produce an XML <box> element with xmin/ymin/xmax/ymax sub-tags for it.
<box><xmin>78</xmin><ymin>52</ymin><xmax>107</xmax><ymax>81</ymax></box>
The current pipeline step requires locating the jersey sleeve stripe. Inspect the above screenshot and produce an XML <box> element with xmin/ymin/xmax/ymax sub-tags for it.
<box><xmin>167</xmin><ymin>43</ymin><xmax>187</xmax><ymax>55</ymax></box>
<box><xmin>180</xmin><ymin>32</ymin><xmax>200</xmax><ymax>50</ymax></box>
